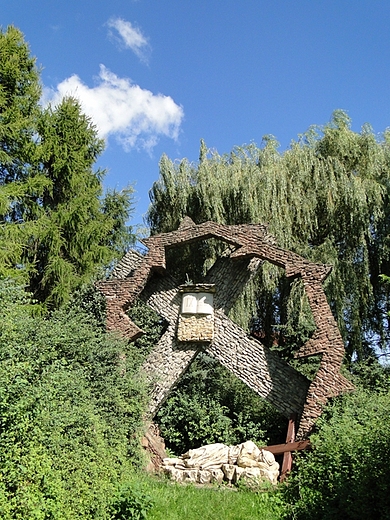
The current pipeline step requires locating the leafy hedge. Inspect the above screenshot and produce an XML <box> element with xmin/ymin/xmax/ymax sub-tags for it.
<box><xmin>0</xmin><ymin>280</ymin><xmax>147</xmax><ymax>519</ymax></box>
<box><xmin>282</xmin><ymin>384</ymin><xmax>390</xmax><ymax>520</ymax></box>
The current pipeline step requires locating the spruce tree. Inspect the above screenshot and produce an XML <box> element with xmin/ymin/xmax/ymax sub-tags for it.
<box><xmin>0</xmin><ymin>25</ymin><xmax>40</xmax><ymax>183</ymax></box>
<box><xmin>0</xmin><ymin>26</ymin><xmax>134</xmax><ymax>307</ymax></box>
<box><xmin>25</xmin><ymin>97</ymin><xmax>134</xmax><ymax>308</ymax></box>
<box><xmin>0</xmin><ymin>26</ymin><xmax>49</xmax><ymax>279</ymax></box>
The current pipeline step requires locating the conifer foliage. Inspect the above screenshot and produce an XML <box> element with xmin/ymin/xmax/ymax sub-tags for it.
<box><xmin>0</xmin><ymin>26</ymin><xmax>134</xmax><ymax>308</ymax></box>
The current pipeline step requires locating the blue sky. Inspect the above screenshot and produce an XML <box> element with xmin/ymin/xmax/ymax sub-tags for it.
<box><xmin>3</xmin><ymin>1</ymin><xmax>390</xmax><ymax>226</ymax></box>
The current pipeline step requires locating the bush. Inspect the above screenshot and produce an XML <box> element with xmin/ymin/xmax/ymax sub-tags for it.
<box><xmin>0</xmin><ymin>280</ymin><xmax>147</xmax><ymax>518</ymax></box>
<box><xmin>281</xmin><ymin>385</ymin><xmax>390</xmax><ymax>520</ymax></box>
<box><xmin>110</xmin><ymin>482</ymin><xmax>154</xmax><ymax>520</ymax></box>
<box><xmin>156</xmin><ymin>353</ymin><xmax>286</xmax><ymax>454</ymax></box>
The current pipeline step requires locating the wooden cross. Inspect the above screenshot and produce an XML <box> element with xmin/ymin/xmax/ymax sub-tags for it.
<box><xmin>262</xmin><ymin>413</ymin><xmax>310</xmax><ymax>482</ymax></box>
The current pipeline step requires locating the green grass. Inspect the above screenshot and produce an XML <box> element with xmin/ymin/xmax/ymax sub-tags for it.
<box><xmin>134</xmin><ymin>474</ymin><xmax>284</xmax><ymax>520</ymax></box>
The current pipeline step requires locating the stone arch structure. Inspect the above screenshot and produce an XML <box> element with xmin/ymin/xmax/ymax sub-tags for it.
<box><xmin>97</xmin><ymin>218</ymin><xmax>354</xmax><ymax>438</ymax></box>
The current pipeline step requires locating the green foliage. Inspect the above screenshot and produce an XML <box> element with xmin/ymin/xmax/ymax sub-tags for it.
<box><xmin>110</xmin><ymin>482</ymin><xmax>154</xmax><ymax>520</ymax></box>
<box><xmin>281</xmin><ymin>384</ymin><xmax>390</xmax><ymax>520</ymax></box>
<box><xmin>26</xmin><ymin>97</ymin><xmax>135</xmax><ymax>308</ymax></box>
<box><xmin>0</xmin><ymin>25</ymin><xmax>40</xmax><ymax>181</ymax></box>
<box><xmin>0</xmin><ymin>26</ymin><xmax>135</xmax><ymax>308</ymax></box>
<box><xmin>157</xmin><ymin>391</ymin><xmax>234</xmax><ymax>453</ymax></box>
<box><xmin>0</xmin><ymin>26</ymin><xmax>48</xmax><ymax>282</ymax></box>
<box><xmin>0</xmin><ymin>280</ymin><xmax>147</xmax><ymax>519</ymax></box>
<box><xmin>147</xmin><ymin>115</ymin><xmax>390</xmax><ymax>361</ymax></box>
<box><xmin>156</xmin><ymin>353</ymin><xmax>286</xmax><ymax>455</ymax></box>
<box><xmin>350</xmin><ymin>359</ymin><xmax>390</xmax><ymax>392</ymax></box>
<box><xmin>127</xmin><ymin>298</ymin><xmax>168</xmax><ymax>360</ymax></box>
<box><xmin>69</xmin><ymin>282</ymin><xmax>108</xmax><ymax>327</ymax></box>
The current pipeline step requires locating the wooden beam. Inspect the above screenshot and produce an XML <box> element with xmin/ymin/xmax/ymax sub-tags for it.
<box><xmin>285</xmin><ymin>413</ymin><xmax>296</xmax><ymax>444</ymax></box>
<box><xmin>279</xmin><ymin>414</ymin><xmax>296</xmax><ymax>481</ymax></box>
<box><xmin>262</xmin><ymin>439</ymin><xmax>310</xmax><ymax>456</ymax></box>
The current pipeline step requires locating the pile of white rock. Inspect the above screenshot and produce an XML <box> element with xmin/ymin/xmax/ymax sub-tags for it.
<box><xmin>162</xmin><ymin>440</ymin><xmax>279</xmax><ymax>485</ymax></box>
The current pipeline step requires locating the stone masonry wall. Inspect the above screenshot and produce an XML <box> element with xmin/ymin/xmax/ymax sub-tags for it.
<box><xmin>139</xmin><ymin>268</ymin><xmax>309</xmax><ymax>417</ymax></box>
<box><xmin>206</xmin><ymin>311</ymin><xmax>309</xmax><ymax>417</ymax></box>
<box><xmin>97</xmin><ymin>217</ymin><xmax>354</xmax><ymax>439</ymax></box>
<box><xmin>177</xmin><ymin>314</ymin><xmax>214</xmax><ymax>342</ymax></box>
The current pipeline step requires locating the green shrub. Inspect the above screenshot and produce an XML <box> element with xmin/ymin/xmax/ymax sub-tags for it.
<box><xmin>282</xmin><ymin>386</ymin><xmax>390</xmax><ymax>520</ymax></box>
<box><xmin>0</xmin><ymin>280</ymin><xmax>147</xmax><ymax>518</ymax></box>
<box><xmin>110</xmin><ymin>482</ymin><xmax>154</xmax><ymax>520</ymax></box>
<box><xmin>156</xmin><ymin>353</ymin><xmax>286</xmax><ymax>454</ymax></box>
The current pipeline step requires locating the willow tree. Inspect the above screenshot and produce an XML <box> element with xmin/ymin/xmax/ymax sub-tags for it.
<box><xmin>0</xmin><ymin>26</ymin><xmax>134</xmax><ymax>307</ymax></box>
<box><xmin>147</xmin><ymin>111</ymin><xmax>390</xmax><ymax>362</ymax></box>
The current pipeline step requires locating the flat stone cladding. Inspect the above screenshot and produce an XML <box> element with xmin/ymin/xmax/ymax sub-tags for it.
<box><xmin>177</xmin><ymin>314</ymin><xmax>214</xmax><ymax>342</ymax></box>
<box><xmin>207</xmin><ymin>311</ymin><xmax>309</xmax><ymax>417</ymax></box>
<box><xmin>97</xmin><ymin>217</ymin><xmax>354</xmax><ymax>439</ymax></box>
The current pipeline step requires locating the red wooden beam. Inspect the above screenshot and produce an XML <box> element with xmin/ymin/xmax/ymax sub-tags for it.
<box><xmin>261</xmin><ymin>414</ymin><xmax>311</xmax><ymax>482</ymax></box>
<box><xmin>262</xmin><ymin>439</ymin><xmax>311</xmax><ymax>456</ymax></box>
<box><xmin>279</xmin><ymin>414</ymin><xmax>296</xmax><ymax>481</ymax></box>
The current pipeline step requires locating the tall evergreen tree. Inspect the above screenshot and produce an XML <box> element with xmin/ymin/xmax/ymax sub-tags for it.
<box><xmin>0</xmin><ymin>26</ymin><xmax>50</xmax><ymax>279</ymax></box>
<box><xmin>147</xmin><ymin>112</ymin><xmax>390</xmax><ymax>362</ymax></box>
<box><xmin>0</xmin><ymin>25</ymin><xmax>40</xmax><ymax>183</ymax></box>
<box><xmin>0</xmin><ymin>26</ymin><xmax>135</xmax><ymax>307</ymax></box>
<box><xmin>26</xmin><ymin>97</ymin><xmax>134</xmax><ymax>308</ymax></box>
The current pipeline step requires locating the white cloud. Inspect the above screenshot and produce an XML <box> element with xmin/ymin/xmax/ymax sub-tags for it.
<box><xmin>42</xmin><ymin>65</ymin><xmax>184</xmax><ymax>152</ymax></box>
<box><xmin>107</xmin><ymin>17</ymin><xmax>150</xmax><ymax>63</ymax></box>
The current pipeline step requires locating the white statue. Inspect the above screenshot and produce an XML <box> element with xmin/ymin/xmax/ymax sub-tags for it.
<box><xmin>163</xmin><ymin>440</ymin><xmax>280</xmax><ymax>485</ymax></box>
<box><xmin>182</xmin><ymin>443</ymin><xmax>230</xmax><ymax>469</ymax></box>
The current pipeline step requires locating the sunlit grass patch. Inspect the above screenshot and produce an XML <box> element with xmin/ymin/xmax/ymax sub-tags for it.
<box><xmin>136</xmin><ymin>474</ymin><xmax>283</xmax><ymax>520</ymax></box>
